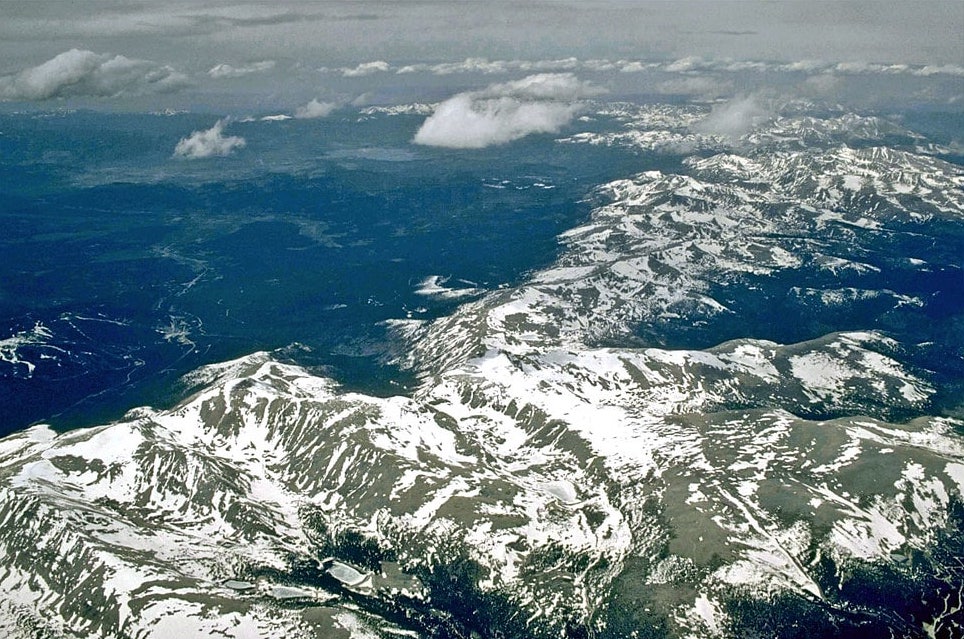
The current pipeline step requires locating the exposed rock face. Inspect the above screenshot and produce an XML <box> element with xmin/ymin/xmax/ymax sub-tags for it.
<box><xmin>1</xmin><ymin>106</ymin><xmax>962</xmax><ymax>638</ymax></box>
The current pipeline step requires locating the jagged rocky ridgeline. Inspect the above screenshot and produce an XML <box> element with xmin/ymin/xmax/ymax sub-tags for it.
<box><xmin>0</xmin><ymin>107</ymin><xmax>962</xmax><ymax>638</ymax></box>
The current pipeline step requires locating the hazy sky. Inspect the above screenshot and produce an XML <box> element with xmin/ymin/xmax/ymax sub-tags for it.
<box><xmin>0</xmin><ymin>1</ymin><xmax>961</xmax><ymax>109</ymax></box>
<box><xmin>3</xmin><ymin>1</ymin><xmax>962</xmax><ymax>68</ymax></box>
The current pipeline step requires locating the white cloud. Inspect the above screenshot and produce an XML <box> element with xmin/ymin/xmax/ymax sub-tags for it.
<box><xmin>349</xmin><ymin>54</ymin><xmax>964</xmax><ymax>87</ymax></box>
<box><xmin>654</xmin><ymin>57</ymin><xmax>964</xmax><ymax>80</ymax></box>
<box><xmin>173</xmin><ymin>119</ymin><xmax>246</xmax><ymax>159</ymax></box>
<box><xmin>619</xmin><ymin>61</ymin><xmax>659</xmax><ymax>73</ymax></box>
<box><xmin>583</xmin><ymin>59</ymin><xmax>620</xmax><ymax>72</ymax></box>
<box><xmin>441</xmin><ymin>58</ymin><xmax>507</xmax><ymax>74</ymax></box>
<box><xmin>717</xmin><ymin>60</ymin><xmax>769</xmax><ymax>73</ymax></box>
<box><xmin>781</xmin><ymin>59</ymin><xmax>826</xmax><ymax>73</ymax></box>
<box><xmin>834</xmin><ymin>61</ymin><xmax>901</xmax><ymax>75</ymax></box>
<box><xmin>913</xmin><ymin>64</ymin><xmax>964</xmax><ymax>77</ymax></box>
<box><xmin>340</xmin><ymin>61</ymin><xmax>390</xmax><ymax>77</ymax></box>
<box><xmin>693</xmin><ymin>95</ymin><xmax>772</xmax><ymax>139</ymax></box>
<box><xmin>0</xmin><ymin>48</ymin><xmax>188</xmax><ymax>101</ymax></box>
<box><xmin>413</xmin><ymin>95</ymin><xmax>578</xmax><ymax>149</ymax></box>
<box><xmin>662</xmin><ymin>57</ymin><xmax>770</xmax><ymax>74</ymax></box>
<box><xmin>397</xmin><ymin>57</ymin><xmax>580</xmax><ymax>76</ymax></box>
<box><xmin>394</xmin><ymin>63</ymin><xmax>426</xmax><ymax>75</ymax></box>
<box><xmin>399</xmin><ymin>58</ymin><xmax>507</xmax><ymax>75</ymax></box>
<box><xmin>479</xmin><ymin>73</ymin><xmax>603</xmax><ymax>101</ymax></box>
<box><xmin>665</xmin><ymin>56</ymin><xmax>705</xmax><ymax>73</ymax></box>
<box><xmin>517</xmin><ymin>57</ymin><xmax>581</xmax><ymax>73</ymax></box>
<box><xmin>294</xmin><ymin>98</ymin><xmax>337</xmax><ymax>119</ymax></box>
<box><xmin>208</xmin><ymin>60</ymin><xmax>275</xmax><ymax>79</ymax></box>
<box><xmin>413</xmin><ymin>73</ymin><xmax>602</xmax><ymax>149</ymax></box>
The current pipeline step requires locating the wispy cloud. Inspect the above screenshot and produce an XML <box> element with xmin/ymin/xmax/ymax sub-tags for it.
<box><xmin>316</xmin><ymin>54</ymin><xmax>964</xmax><ymax>87</ymax></box>
<box><xmin>413</xmin><ymin>73</ymin><xmax>603</xmax><ymax>149</ymax></box>
<box><xmin>618</xmin><ymin>61</ymin><xmax>659</xmax><ymax>73</ymax></box>
<box><xmin>914</xmin><ymin>64</ymin><xmax>964</xmax><ymax>77</ymax></box>
<box><xmin>294</xmin><ymin>98</ymin><xmax>338</xmax><ymax>119</ymax></box>
<box><xmin>693</xmin><ymin>95</ymin><xmax>772</xmax><ymax>139</ymax></box>
<box><xmin>173</xmin><ymin>119</ymin><xmax>245</xmax><ymax>159</ymax></box>
<box><xmin>397</xmin><ymin>57</ymin><xmax>582</xmax><ymax>76</ymax></box>
<box><xmin>0</xmin><ymin>48</ymin><xmax>188</xmax><ymax>101</ymax></box>
<box><xmin>397</xmin><ymin>58</ymin><xmax>506</xmax><ymax>75</ymax></box>
<box><xmin>652</xmin><ymin>56</ymin><xmax>964</xmax><ymax>78</ymax></box>
<box><xmin>208</xmin><ymin>60</ymin><xmax>276</xmax><ymax>79</ymax></box>
<box><xmin>339</xmin><ymin>61</ymin><xmax>390</xmax><ymax>77</ymax></box>
<box><xmin>482</xmin><ymin>74</ymin><xmax>603</xmax><ymax>101</ymax></box>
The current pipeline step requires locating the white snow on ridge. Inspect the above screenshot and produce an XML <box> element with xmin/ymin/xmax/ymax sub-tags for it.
<box><xmin>414</xmin><ymin>275</ymin><xmax>483</xmax><ymax>300</ymax></box>
<box><xmin>0</xmin><ymin>322</ymin><xmax>55</xmax><ymax>377</ymax></box>
<box><xmin>789</xmin><ymin>352</ymin><xmax>855</xmax><ymax>402</ymax></box>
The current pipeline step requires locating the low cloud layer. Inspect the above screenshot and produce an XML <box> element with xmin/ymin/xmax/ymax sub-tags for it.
<box><xmin>370</xmin><ymin>56</ymin><xmax>964</xmax><ymax>80</ymax></box>
<box><xmin>173</xmin><ymin>119</ymin><xmax>245</xmax><ymax>159</ymax></box>
<box><xmin>396</xmin><ymin>57</ymin><xmax>581</xmax><ymax>76</ymax></box>
<box><xmin>208</xmin><ymin>60</ymin><xmax>275</xmax><ymax>79</ymax></box>
<box><xmin>3</xmin><ymin>2</ymin><xmax>961</xmax><ymax>77</ymax></box>
<box><xmin>0</xmin><ymin>48</ymin><xmax>188</xmax><ymax>101</ymax></box>
<box><xmin>294</xmin><ymin>98</ymin><xmax>337</xmax><ymax>119</ymax></box>
<box><xmin>413</xmin><ymin>73</ymin><xmax>602</xmax><ymax>149</ymax></box>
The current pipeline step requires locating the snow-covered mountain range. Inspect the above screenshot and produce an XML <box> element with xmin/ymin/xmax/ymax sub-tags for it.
<box><xmin>0</xmin><ymin>104</ymin><xmax>962</xmax><ymax>638</ymax></box>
